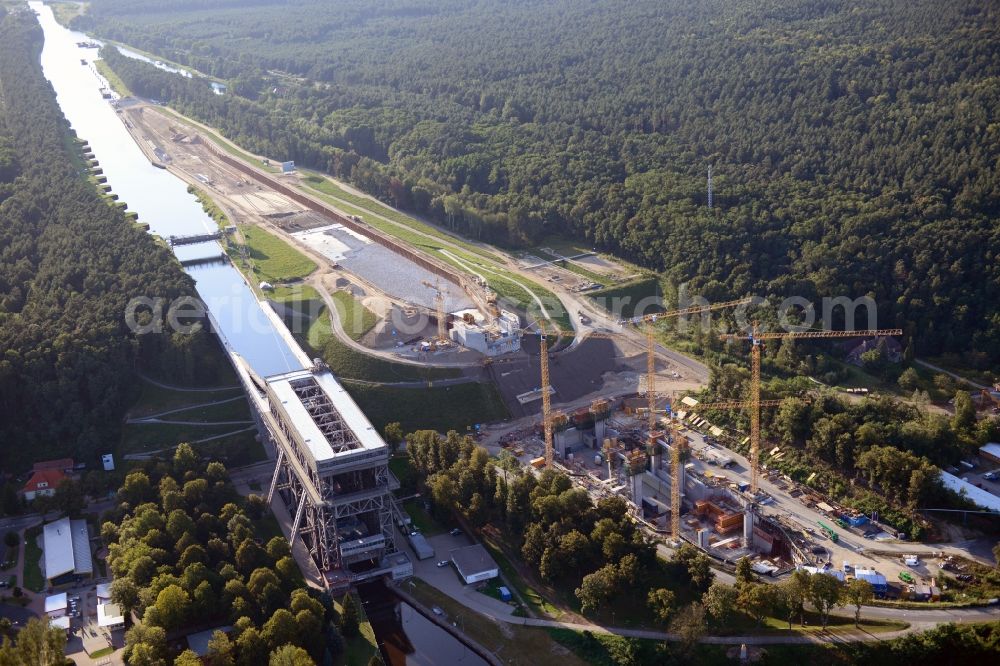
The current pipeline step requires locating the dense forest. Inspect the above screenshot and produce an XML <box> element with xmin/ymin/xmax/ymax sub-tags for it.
<box><xmin>79</xmin><ymin>0</ymin><xmax>1000</xmax><ymax>360</ymax></box>
<box><xmin>103</xmin><ymin>444</ymin><xmax>346</xmax><ymax>664</ymax></box>
<box><xmin>0</xmin><ymin>7</ymin><xmax>222</xmax><ymax>468</ymax></box>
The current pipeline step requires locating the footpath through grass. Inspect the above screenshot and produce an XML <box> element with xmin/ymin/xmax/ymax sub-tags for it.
<box><xmin>120</xmin><ymin>378</ymin><xmax>261</xmax><ymax>464</ymax></box>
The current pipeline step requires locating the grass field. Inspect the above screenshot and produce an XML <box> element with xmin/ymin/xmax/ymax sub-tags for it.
<box><xmin>126</xmin><ymin>379</ymin><xmax>242</xmax><ymax>418</ymax></box>
<box><xmin>406</xmin><ymin>578</ymin><xmax>588</xmax><ymax>666</ymax></box>
<box><xmin>120</xmin><ymin>422</ymin><xmax>256</xmax><ymax>454</ymax></box>
<box><xmin>334</xmin><ymin>592</ymin><xmax>380</xmax><ymax>666</ymax></box>
<box><xmin>587</xmin><ymin>275</ymin><xmax>662</xmax><ymax>319</ymax></box>
<box><xmin>189</xmin><ymin>185</ymin><xmax>228</xmax><ymax>228</ymax></box>
<box><xmin>22</xmin><ymin>526</ymin><xmax>43</xmax><ymax>593</ymax></box>
<box><xmin>301</xmin><ymin>173</ymin><xmax>501</xmax><ymax>263</ymax></box>
<box><xmin>329</xmin><ymin>290</ymin><xmax>378</xmax><ymax>341</ymax></box>
<box><xmin>293</xmin><ymin>307</ymin><xmax>459</xmax><ymax>383</ymax></box>
<box><xmin>229</xmin><ymin>225</ymin><xmax>316</xmax><ymax>284</ymax></box>
<box><xmin>346</xmin><ymin>381</ymin><xmax>509</xmax><ymax>434</ymax></box>
<box><xmin>251</xmin><ymin>514</ymin><xmax>284</xmax><ymax>544</ymax></box>
<box><xmin>402</xmin><ymin>499</ymin><xmax>446</xmax><ymax>536</ymax></box>
<box><xmin>161</xmin><ymin>397</ymin><xmax>251</xmax><ymax>423</ymax></box>
<box><xmin>48</xmin><ymin>1</ymin><xmax>85</xmax><ymax>26</ymax></box>
<box><xmin>94</xmin><ymin>58</ymin><xmax>132</xmax><ymax>97</ymax></box>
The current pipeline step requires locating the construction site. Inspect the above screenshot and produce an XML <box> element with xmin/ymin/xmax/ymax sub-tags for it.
<box><xmin>482</xmin><ymin>319</ymin><xmax>958</xmax><ymax>596</ymax></box>
<box><xmin>116</xmin><ymin>100</ymin><xmax>959</xmax><ymax>597</ymax></box>
<box><xmin>117</xmin><ymin>101</ymin><xmax>701</xmax><ymax>418</ymax></box>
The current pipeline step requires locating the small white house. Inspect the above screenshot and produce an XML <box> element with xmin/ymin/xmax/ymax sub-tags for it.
<box><xmin>450</xmin><ymin>544</ymin><xmax>499</xmax><ymax>585</ymax></box>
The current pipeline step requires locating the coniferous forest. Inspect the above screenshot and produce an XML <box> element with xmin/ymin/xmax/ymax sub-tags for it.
<box><xmin>0</xmin><ymin>7</ymin><xmax>221</xmax><ymax>465</ymax></box>
<box><xmin>78</xmin><ymin>0</ymin><xmax>1000</xmax><ymax>360</ymax></box>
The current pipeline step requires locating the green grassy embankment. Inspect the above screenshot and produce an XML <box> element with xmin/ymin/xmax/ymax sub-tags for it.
<box><xmin>286</xmin><ymin>295</ymin><xmax>508</xmax><ymax>432</ymax></box>
<box><xmin>334</xmin><ymin>592</ymin><xmax>379</xmax><ymax>666</ymax></box>
<box><xmin>120</xmin><ymin>378</ymin><xmax>261</xmax><ymax>464</ymax></box>
<box><xmin>94</xmin><ymin>58</ymin><xmax>132</xmax><ymax>97</ymax></box>
<box><xmin>587</xmin><ymin>275</ymin><xmax>661</xmax><ymax>319</ymax></box>
<box><xmin>188</xmin><ymin>184</ymin><xmax>228</xmax><ymax>228</ymax></box>
<box><xmin>298</xmin><ymin>176</ymin><xmax>573</xmax><ymax>332</ymax></box>
<box><xmin>329</xmin><ymin>290</ymin><xmax>378</xmax><ymax>341</ymax></box>
<box><xmin>346</xmin><ymin>382</ymin><xmax>508</xmax><ymax>434</ymax></box>
<box><xmin>227</xmin><ymin>225</ymin><xmax>317</xmax><ymax>284</ymax></box>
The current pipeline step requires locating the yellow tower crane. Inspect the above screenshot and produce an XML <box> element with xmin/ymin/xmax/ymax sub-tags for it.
<box><xmin>719</xmin><ymin>325</ymin><xmax>904</xmax><ymax>495</ymax></box>
<box><xmin>574</xmin><ymin>297</ymin><xmax>751</xmax><ymax>535</ymax></box>
<box><xmin>538</xmin><ymin>323</ymin><xmax>555</xmax><ymax>467</ymax></box>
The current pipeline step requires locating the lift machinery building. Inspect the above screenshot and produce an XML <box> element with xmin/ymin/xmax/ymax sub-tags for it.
<box><xmin>260</xmin><ymin>367</ymin><xmax>410</xmax><ymax>586</ymax></box>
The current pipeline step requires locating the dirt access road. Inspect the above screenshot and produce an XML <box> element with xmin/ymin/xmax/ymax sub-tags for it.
<box><xmin>122</xmin><ymin>101</ymin><xmax>710</xmax><ymax>405</ymax></box>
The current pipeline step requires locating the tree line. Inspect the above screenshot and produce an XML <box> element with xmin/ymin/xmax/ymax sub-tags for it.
<box><xmin>79</xmin><ymin>0</ymin><xmax>1000</xmax><ymax>361</ymax></box>
<box><xmin>0</xmin><ymin>7</ymin><xmax>227</xmax><ymax>470</ymax></box>
<box><xmin>103</xmin><ymin>444</ymin><xmax>350</xmax><ymax>665</ymax></box>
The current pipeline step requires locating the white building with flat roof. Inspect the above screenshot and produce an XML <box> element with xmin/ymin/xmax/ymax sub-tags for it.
<box><xmin>449</xmin><ymin>309</ymin><xmax>521</xmax><ymax>356</ymax></box>
<box><xmin>43</xmin><ymin>517</ymin><xmax>92</xmax><ymax>582</ymax></box>
<box><xmin>97</xmin><ymin>603</ymin><xmax>125</xmax><ymax>630</ymax></box>
<box><xmin>449</xmin><ymin>544</ymin><xmax>499</xmax><ymax>585</ymax></box>
<box><xmin>44</xmin><ymin>592</ymin><xmax>67</xmax><ymax>617</ymax></box>
<box><xmin>939</xmin><ymin>470</ymin><xmax>1000</xmax><ymax>512</ymax></box>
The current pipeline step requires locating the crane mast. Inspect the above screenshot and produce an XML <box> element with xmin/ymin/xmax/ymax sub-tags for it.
<box><xmin>720</xmin><ymin>326</ymin><xmax>904</xmax><ymax>496</ymax></box>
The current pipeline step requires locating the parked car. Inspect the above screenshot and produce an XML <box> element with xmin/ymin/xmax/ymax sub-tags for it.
<box><xmin>432</xmin><ymin>606</ymin><xmax>443</xmax><ymax>616</ymax></box>
<box><xmin>449</xmin><ymin>528</ymin><xmax>462</xmax><ymax>536</ymax></box>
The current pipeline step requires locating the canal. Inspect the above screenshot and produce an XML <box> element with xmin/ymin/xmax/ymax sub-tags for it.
<box><xmin>31</xmin><ymin>5</ymin><xmax>490</xmax><ymax>663</ymax></box>
<box><xmin>360</xmin><ymin>582</ymin><xmax>490</xmax><ymax>666</ymax></box>
<box><xmin>31</xmin><ymin>1</ymin><xmax>300</xmax><ymax>377</ymax></box>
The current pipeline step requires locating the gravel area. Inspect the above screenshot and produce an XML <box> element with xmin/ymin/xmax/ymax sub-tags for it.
<box><xmin>295</xmin><ymin>224</ymin><xmax>473</xmax><ymax>311</ymax></box>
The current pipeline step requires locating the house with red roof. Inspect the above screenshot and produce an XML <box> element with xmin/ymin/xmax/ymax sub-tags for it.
<box><xmin>22</xmin><ymin>468</ymin><xmax>66</xmax><ymax>501</ymax></box>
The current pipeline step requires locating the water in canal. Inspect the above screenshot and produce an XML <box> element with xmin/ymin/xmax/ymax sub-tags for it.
<box><xmin>31</xmin><ymin>1</ymin><xmax>300</xmax><ymax>377</ymax></box>
<box><xmin>360</xmin><ymin>582</ymin><xmax>490</xmax><ymax>666</ymax></box>
<box><xmin>33</xmin><ymin>9</ymin><xmax>487</xmax><ymax>662</ymax></box>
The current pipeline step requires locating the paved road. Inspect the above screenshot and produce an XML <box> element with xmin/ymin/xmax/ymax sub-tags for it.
<box><xmin>676</xmin><ymin>425</ymin><xmax>998</xmax><ymax>576</ymax></box>
<box><xmin>311</xmin><ymin>277</ymin><xmax>482</xmax><ymax>369</ymax></box>
<box><xmin>915</xmin><ymin>359</ymin><xmax>990</xmax><ymax>390</ymax></box>
<box><xmin>406</xmin><ymin>560</ymin><xmax>997</xmax><ymax>645</ymax></box>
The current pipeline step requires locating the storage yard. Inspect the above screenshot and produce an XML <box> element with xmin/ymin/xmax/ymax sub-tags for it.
<box><xmin>485</xmin><ymin>392</ymin><xmax>999</xmax><ymax>602</ymax></box>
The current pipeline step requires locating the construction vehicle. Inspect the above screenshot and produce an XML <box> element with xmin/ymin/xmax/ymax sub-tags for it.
<box><xmin>718</xmin><ymin>325</ymin><xmax>904</xmax><ymax>495</ymax></box>
<box><xmin>817</xmin><ymin>520</ymin><xmax>840</xmax><ymax>543</ymax></box>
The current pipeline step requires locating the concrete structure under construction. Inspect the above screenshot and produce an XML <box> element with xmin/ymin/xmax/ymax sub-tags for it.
<box><xmin>252</xmin><ymin>365</ymin><xmax>409</xmax><ymax>587</ymax></box>
<box><xmin>449</xmin><ymin>308</ymin><xmax>522</xmax><ymax>356</ymax></box>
